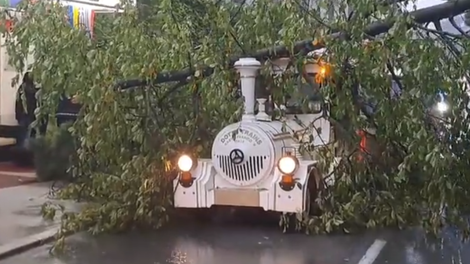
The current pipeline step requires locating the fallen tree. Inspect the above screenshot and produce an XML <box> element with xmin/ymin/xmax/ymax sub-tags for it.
<box><xmin>3</xmin><ymin>0</ymin><xmax>470</xmax><ymax>246</ymax></box>
<box><xmin>116</xmin><ymin>0</ymin><xmax>470</xmax><ymax>89</ymax></box>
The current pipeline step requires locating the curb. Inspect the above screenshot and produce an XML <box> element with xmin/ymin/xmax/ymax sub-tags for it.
<box><xmin>0</xmin><ymin>228</ymin><xmax>58</xmax><ymax>260</ymax></box>
<box><xmin>0</xmin><ymin>171</ymin><xmax>37</xmax><ymax>178</ymax></box>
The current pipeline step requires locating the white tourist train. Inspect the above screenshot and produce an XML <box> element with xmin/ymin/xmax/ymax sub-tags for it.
<box><xmin>173</xmin><ymin>56</ymin><xmax>337</xmax><ymax>214</ymax></box>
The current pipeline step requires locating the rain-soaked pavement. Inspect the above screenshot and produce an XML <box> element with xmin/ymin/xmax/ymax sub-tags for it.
<box><xmin>1</xmin><ymin>220</ymin><xmax>469</xmax><ymax>264</ymax></box>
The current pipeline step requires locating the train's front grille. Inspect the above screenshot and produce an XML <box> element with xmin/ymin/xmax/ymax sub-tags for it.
<box><xmin>216</xmin><ymin>155</ymin><xmax>267</xmax><ymax>182</ymax></box>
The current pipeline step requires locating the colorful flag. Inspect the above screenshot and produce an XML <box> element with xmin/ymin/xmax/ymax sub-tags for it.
<box><xmin>78</xmin><ymin>8</ymin><xmax>95</xmax><ymax>38</ymax></box>
<box><xmin>89</xmin><ymin>10</ymin><xmax>95</xmax><ymax>38</ymax></box>
<box><xmin>73</xmin><ymin>7</ymin><xmax>79</xmax><ymax>28</ymax></box>
<box><xmin>67</xmin><ymin>6</ymin><xmax>74</xmax><ymax>27</ymax></box>
<box><xmin>66</xmin><ymin>6</ymin><xmax>94</xmax><ymax>38</ymax></box>
<box><xmin>9</xmin><ymin>0</ymin><xmax>21</xmax><ymax>7</ymax></box>
<box><xmin>79</xmin><ymin>8</ymin><xmax>87</xmax><ymax>30</ymax></box>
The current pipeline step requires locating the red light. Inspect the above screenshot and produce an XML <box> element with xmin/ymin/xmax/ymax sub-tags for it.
<box><xmin>5</xmin><ymin>20</ymin><xmax>13</xmax><ymax>32</ymax></box>
<box><xmin>357</xmin><ymin>130</ymin><xmax>367</xmax><ymax>162</ymax></box>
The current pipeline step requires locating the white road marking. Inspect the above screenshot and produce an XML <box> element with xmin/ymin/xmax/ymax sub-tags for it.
<box><xmin>357</xmin><ymin>239</ymin><xmax>387</xmax><ymax>264</ymax></box>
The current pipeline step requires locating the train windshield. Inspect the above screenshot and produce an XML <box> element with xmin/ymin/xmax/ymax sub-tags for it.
<box><xmin>285</xmin><ymin>73</ymin><xmax>325</xmax><ymax>114</ymax></box>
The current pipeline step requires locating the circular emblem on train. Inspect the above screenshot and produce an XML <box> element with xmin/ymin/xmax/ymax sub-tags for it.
<box><xmin>229</xmin><ymin>149</ymin><xmax>244</xmax><ymax>165</ymax></box>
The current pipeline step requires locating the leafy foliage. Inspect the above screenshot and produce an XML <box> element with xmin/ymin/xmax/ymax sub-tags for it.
<box><xmin>3</xmin><ymin>0</ymin><xmax>470</xmax><ymax>242</ymax></box>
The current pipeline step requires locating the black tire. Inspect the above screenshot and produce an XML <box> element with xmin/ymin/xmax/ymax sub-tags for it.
<box><xmin>284</xmin><ymin>213</ymin><xmax>299</xmax><ymax>233</ymax></box>
<box><xmin>284</xmin><ymin>168</ymin><xmax>322</xmax><ymax>233</ymax></box>
<box><xmin>306</xmin><ymin>167</ymin><xmax>323</xmax><ymax>216</ymax></box>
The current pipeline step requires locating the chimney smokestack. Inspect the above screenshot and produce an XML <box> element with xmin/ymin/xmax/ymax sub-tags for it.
<box><xmin>234</xmin><ymin>58</ymin><xmax>261</xmax><ymax>121</ymax></box>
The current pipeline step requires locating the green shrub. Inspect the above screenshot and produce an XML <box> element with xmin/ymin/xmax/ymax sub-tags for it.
<box><xmin>29</xmin><ymin>123</ymin><xmax>77</xmax><ymax>182</ymax></box>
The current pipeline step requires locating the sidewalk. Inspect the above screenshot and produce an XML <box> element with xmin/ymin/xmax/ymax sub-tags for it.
<box><xmin>0</xmin><ymin>182</ymin><xmax>59</xmax><ymax>246</ymax></box>
<box><xmin>0</xmin><ymin>182</ymin><xmax>80</xmax><ymax>259</ymax></box>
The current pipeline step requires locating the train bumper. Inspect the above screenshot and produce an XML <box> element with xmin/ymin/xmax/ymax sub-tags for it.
<box><xmin>173</xmin><ymin>159</ymin><xmax>317</xmax><ymax>213</ymax></box>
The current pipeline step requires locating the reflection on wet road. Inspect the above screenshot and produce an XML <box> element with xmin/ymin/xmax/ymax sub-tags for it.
<box><xmin>0</xmin><ymin>224</ymin><xmax>381</xmax><ymax>264</ymax></box>
<box><xmin>376</xmin><ymin>227</ymin><xmax>468</xmax><ymax>264</ymax></box>
<box><xmin>1</xmin><ymin>223</ymin><xmax>470</xmax><ymax>264</ymax></box>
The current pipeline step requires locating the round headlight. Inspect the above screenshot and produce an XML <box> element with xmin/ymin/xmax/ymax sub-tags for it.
<box><xmin>177</xmin><ymin>155</ymin><xmax>193</xmax><ymax>172</ymax></box>
<box><xmin>308</xmin><ymin>101</ymin><xmax>322</xmax><ymax>113</ymax></box>
<box><xmin>277</xmin><ymin>156</ymin><xmax>298</xmax><ymax>175</ymax></box>
<box><xmin>436</xmin><ymin>102</ymin><xmax>449</xmax><ymax>113</ymax></box>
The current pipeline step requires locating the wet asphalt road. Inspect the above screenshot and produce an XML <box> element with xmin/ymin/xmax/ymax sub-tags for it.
<box><xmin>1</xmin><ymin>222</ymin><xmax>470</xmax><ymax>264</ymax></box>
